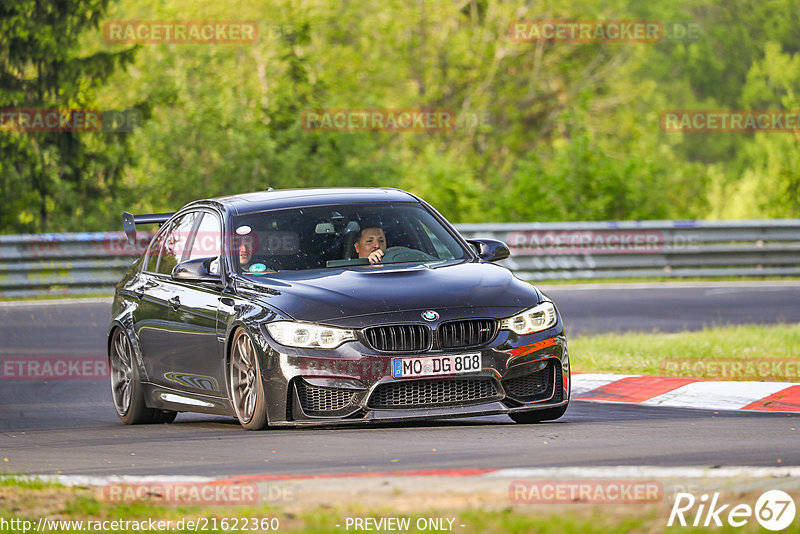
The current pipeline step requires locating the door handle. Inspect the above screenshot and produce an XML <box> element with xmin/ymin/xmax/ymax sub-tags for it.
<box><xmin>168</xmin><ymin>296</ymin><xmax>181</xmax><ymax>310</ymax></box>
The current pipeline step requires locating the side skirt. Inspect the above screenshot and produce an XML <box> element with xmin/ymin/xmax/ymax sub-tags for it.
<box><xmin>142</xmin><ymin>382</ymin><xmax>235</xmax><ymax>416</ymax></box>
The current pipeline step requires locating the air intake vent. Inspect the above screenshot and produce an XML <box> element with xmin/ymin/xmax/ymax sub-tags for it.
<box><xmin>368</xmin><ymin>378</ymin><xmax>500</xmax><ymax>408</ymax></box>
<box><xmin>295</xmin><ymin>380</ymin><xmax>357</xmax><ymax>414</ymax></box>
<box><xmin>437</xmin><ymin>319</ymin><xmax>498</xmax><ymax>349</ymax></box>
<box><xmin>364</xmin><ymin>324</ymin><xmax>431</xmax><ymax>353</ymax></box>
<box><xmin>502</xmin><ymin>360</ymin><xmax>560</xmax><ymax>402</ymax></box>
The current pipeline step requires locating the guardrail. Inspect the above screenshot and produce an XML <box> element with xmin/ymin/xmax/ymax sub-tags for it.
<box><xmin>0</xmin><ymin>232</ymin><xmax>151</xmax><ymax>298</ymax></box>
<box><xmin>0</xmin><ymin>219</ymin><xmax>798</xmax><ymax>297</ymax></box>
<box><xmin>458</xmin><ymin>219</ymin><xmax>800</xmax><ymax>281</ymax></box>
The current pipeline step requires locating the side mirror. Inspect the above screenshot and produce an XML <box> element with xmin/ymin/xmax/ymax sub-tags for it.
<box><xmin>172</xmin><ymin>257</ymin><xmax>221</xmax><ymax>283</ymax></box>
<box><xmin>467</xmin><ymin>239</ymin><xmax>510</xmax><ymax>262</ymax></box>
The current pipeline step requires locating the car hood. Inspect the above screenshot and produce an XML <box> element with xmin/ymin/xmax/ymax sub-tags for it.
<box><xmin>236</xmin><ymin>261</ymin><xmax>540</xmax><ymax>324</ymax></box>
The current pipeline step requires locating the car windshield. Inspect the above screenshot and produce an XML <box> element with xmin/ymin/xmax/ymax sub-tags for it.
<box><xmin>231</xmin><ymin>202</ymin><xmax>469</xmax><ymax>274</ymax></box>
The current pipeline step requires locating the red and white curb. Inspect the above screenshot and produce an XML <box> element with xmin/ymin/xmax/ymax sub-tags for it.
<box><xmin>572</xmin><ymin>374</ymin><xmax>800</xmax><ymax>412</ymax></box>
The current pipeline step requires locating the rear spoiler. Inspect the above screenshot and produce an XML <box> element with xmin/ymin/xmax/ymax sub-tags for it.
<box><xmin>122</xmin><ymin>211</ymin><xmax>175</xmax><ymax>243</ymax></box>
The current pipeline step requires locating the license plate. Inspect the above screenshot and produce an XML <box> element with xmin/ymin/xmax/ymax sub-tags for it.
<box><xmin>392</xmin><ymin>353</ymin><xmax>482</xmax><ymax>378</ymax></box>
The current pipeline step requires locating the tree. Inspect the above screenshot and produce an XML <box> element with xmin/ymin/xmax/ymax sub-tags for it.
<box><xmin>0</xmin><ymin>0</ymin><xmax>140</xmax><ymax>232</ymax></box>
<box><xmin>710</xmin><ymin>42</ymin><xmax>800</xmax><ymax>218</ymax></box>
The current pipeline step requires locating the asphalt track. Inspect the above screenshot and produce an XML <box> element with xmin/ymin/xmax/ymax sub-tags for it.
<box><xmin>1</xmin><ymin>282</ymin><xmax>798</xmax><ymax>476</ymax></box>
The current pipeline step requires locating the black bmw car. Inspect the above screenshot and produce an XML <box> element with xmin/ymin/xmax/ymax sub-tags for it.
<box><xmin>108</xmin><ymin>188</ymin><xmax>570</xmax><ymax>429</ymax></box>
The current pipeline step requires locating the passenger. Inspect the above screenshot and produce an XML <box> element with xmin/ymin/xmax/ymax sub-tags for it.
<box><xmin>354</xmin><ymin>227</ymin><xmax>386</xmax><ymax>264</ymax></box>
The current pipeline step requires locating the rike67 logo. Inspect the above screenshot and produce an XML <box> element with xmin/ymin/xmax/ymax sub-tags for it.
<box><xmin>669</xmin><ymin>490</ymin><xmax>796</xmax><ymax>531</ymax></box>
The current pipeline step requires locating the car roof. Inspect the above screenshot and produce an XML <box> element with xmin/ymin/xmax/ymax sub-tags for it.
<box><xmin>190</xmin><ymin>187</ymin><xmax>419</xmax><ymax>215</ymax></box>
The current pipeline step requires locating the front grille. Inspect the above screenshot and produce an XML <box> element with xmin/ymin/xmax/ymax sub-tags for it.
<box><xmin>503</xmin><ymin>360</ymin><xmax>560</xmax><ymax>402</ymax></box>
<box><xmin>437</xmin><ymin>319</ymin><xmax>497</xmax><ymax>349</ymax></box>
<box><xmin>368</xmin><ymin>378</ymin><xmax>500</xmax><ymax>408</ymax></box>
<box><xmin>295</xmin><ymin>380</ymin><xmax>357</xmax><ymax>414</ymax></box>
<box><xmin>364</xmin><ymin>320</ymin><xmax>498</xmax><ymax>353</ymax></box>
<box><xmin>364</xmin><ymin>324</ymin><xmax>430</xmax><ymax>353</ymax></box>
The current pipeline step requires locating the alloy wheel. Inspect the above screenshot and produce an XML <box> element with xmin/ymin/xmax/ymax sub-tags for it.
<box><xmin>230</xmin><ymin>330</ymin><xmax>259</xmax><ymax>423</ymax></box>
<box><xmin>110</xmin><ymin>329</ymin><xmax>133</xmax><ymax>416</ymax></box>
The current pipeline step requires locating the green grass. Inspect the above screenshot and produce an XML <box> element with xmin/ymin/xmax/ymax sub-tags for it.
<box><xmin>1</xmin><ymin>482</ymin><xmax>798</xmax><ymax>533</ymax></box>
<box><xmin>571</xmin><ymin>323</ymin><xmax>800</xmax><ymax>380</ymax></box>
<box><xmin>0</xmin><ymin>476</ymin><xmax>66</xmax><ymax>490</ymax></box>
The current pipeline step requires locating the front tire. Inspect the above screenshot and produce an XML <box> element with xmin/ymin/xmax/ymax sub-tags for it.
<box><xmin>110</xmin><ymin>328</ymin><xmax>177</xmax><ymax>425</ymax></box>
<box><xmin>229</xmin><ymin>329</ymin><xmax>268</xmax><ymax>430</ymax></box>
<box><xmin>509</xmin><ymin>404</ymin><xmax>568</xmax><ymax>424</ymax></box>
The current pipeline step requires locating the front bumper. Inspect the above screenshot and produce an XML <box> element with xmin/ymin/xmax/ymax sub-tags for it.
<box><xmin>257</xmin><ymin>327</ymin><xmax>570</xmax><ymax>426</ymax></box>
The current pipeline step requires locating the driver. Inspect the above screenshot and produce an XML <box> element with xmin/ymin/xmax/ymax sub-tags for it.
<box><xmin>354</xmin><ymin>227</ymin><xmax>386</xmax><ymax>264</ymax></box>
<box><xmin>237</xmin><ymin>235</ymin><xmax>256</xmax><ymax>271</ymax></box>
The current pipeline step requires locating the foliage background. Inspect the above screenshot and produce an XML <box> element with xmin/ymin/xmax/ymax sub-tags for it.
<box><xmin>2</xmin><ymin>0</ymin><xmax>799</xmax><ymax>233</ymax></box>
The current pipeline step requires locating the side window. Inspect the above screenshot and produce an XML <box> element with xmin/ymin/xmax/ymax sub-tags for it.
<box><xmin>144</xmin><ymin>227</ymin><xmax>168</xmax><ymax>273</ymax></box>
<box><xmin>156</xmin><ymin>212</ymin><xmax>198</xmax><ymax>275</ymax></box>
<box><xmin>187</xmin><ymin>212</ymin><xmax>222</xmax><ymax>275</ymax></box>
<box><xmin>187</xmin><ymin>212</ymin><xmax>222</xmax><ymax>261</ymax></box>
<box><xmin>420</xmin><ymin>222</ymin><xmax>455</xmax><ymax>259</ymax></box>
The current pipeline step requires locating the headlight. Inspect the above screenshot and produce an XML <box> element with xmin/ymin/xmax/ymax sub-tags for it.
<box><xmin>265</xmin><ymin>321</ymin><xmax>356</xmax><ymax>349</ymax></box>
<box><xmin>500</xmin><ymin>301</ymin><xmax>557</xmax><ymax>335</ymax></box>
